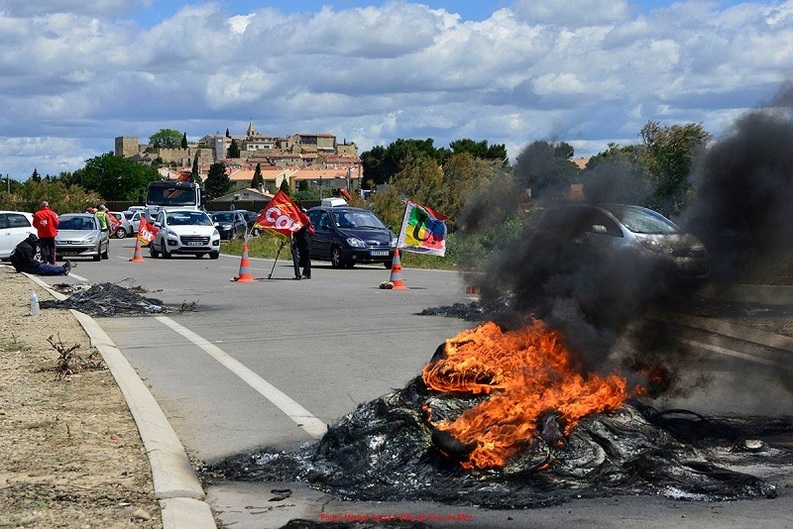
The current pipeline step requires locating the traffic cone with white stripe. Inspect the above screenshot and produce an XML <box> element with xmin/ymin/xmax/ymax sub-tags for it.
<box><xmin>233</xmin><ymin>242</ymin><xmax>256</xmax><ymax>282</ymax></box>
<box><xmin>130</xmin><ymin>237</ymin><xmax>144</xmax><ymax>262</ymax></box>
<box><xmin>387</xmin><ymin>248</ymin><xmax>408</xmax><ymax>290</ymax></box>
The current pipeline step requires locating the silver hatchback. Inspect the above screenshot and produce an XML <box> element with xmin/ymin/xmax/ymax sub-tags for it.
<box><xmin>538</xmin><ymin>203</ymin><xmax>710</xmax><ymax>281</ymax></box>
<box><xmin>55</xmin><ymin>213</ymin><xmax>110</xmax><ymax>261</ymax></box>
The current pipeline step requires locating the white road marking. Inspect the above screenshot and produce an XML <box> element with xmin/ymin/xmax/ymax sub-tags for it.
<box><xmin>680</xmin><ymin>338</ymin><xmax>793</xmax><ymax>371</ymax></box>
<box><xmin>154</xmin><ymin>316</ymin><xmax>327</xmax><ymax>439</ymax></box>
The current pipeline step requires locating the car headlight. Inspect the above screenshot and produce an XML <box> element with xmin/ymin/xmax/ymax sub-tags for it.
<box><xmin>390</xmin><ymin>236</ymin><xmax>397</xmax><ymax>248</ymax></box>
<box><xmin>638</xmin><ymin>238</ymin><xmax>667</xmax><ymax>254</ymax></box>
<box><xmin>82</xmin><ymin>234</ymin><xmax>98</xmax><ymax>243</ymax></box>
<box><xmin>165</xmin><ymin>229</ymin><xmax>179</xmax><ymax>239</ymax></box>
<box><xmin>213</xmin><ymin>229</ymin><xmax>220</xmax><ymax>237</ymax></box>
<box><xmin>346</xmin><ymin>237</ymin><xmax>366</xmax><ymax>248</ymax></box>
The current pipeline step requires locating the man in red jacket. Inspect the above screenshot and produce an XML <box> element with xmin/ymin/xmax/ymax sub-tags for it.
<box><xmin>33</xmin><ymin>201</ymin><xmax>59</xmax><ymax>265</ymax></box>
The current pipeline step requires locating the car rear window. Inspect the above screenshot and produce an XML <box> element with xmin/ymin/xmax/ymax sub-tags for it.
<box><xmin>4</xmin><ymin>213</ymin><xmax>32</xmax><ymax>229</ymax></box>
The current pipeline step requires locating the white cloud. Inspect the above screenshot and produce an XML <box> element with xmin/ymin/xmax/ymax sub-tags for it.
<box><xmin>0</xmin><ymin>0</ymin><xmax>791</xmax><ymax>175</ymax></box>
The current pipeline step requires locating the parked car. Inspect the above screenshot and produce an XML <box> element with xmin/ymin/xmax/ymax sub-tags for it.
<box><xmin>55</xmin><ymin>213</ymin><xmax>110</xmax><ymax>261</ymax></box>
<box><xmin>109</xmin><ymin>211</ymin><xmax>134</xmax><ymax>239</ymax></box>
<box><xmin>536</xmin><ymin>203</ymin><xmax>710</xmax><ymax>281</ymax></box>
<box><xmin>212</xmin><ymin>211</ymin><xmax>247</xmax><ymax>240</ymax></box>
<box><xmin>150</xmin><ymin>208</ymin><xmax>220</xmax><ymax>259</ymax></box>
<box><xmin>235</xmin><ymin>210</ymin><xmax>261</xmax><ymax>235</ymax></box>
<box><xmin>122</xmin><ymin>210</ymin><xmax>142</xmax><ymax>234</ymax></box>
<box><xmin>306</xmin><ymin>206</ymin><xmax>396</xmax><ymax>268</ymax></box>
<box><xmin>0</xmin><ymin>211</ymin><xmax>37</xmax><ymax>260</ymax></box>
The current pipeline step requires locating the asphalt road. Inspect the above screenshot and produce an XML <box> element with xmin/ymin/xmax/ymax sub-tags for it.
<box><xmin>43</xmin><ymin>239</ymin><xmax>793</xmax><ymax>529</ymax></box>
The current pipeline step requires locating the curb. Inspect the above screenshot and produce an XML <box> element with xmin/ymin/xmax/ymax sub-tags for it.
<box><xmin>26</xmin><ymin>274</ymin><xmax>217</xmax><ymax>529</ymax></box>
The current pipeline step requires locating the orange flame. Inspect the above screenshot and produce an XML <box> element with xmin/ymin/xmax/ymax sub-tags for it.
<box><xmin>422</xmin><ymin>321</ymin><xmax>628</xmax><ymax>470</ymax></box>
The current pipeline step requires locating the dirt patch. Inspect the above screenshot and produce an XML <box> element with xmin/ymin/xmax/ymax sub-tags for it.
<box><xmin>0</xmin><ymin>266</ymin><xmax>160</xmax><ymax>527</ymax></box>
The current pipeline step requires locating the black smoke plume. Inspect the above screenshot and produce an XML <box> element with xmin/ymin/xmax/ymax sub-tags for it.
<box><xmin>458</xmin><ymin>82</ymin><xmax>793</xmax><ymax>386</ymax></box>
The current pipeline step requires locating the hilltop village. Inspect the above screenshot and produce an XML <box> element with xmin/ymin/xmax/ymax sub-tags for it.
<box><xmin>115</xmin><ymin>122</ymin><xmax>363</xmax><ymax>198</ymax></box>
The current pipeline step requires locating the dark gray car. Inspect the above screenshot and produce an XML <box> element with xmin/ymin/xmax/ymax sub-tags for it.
<box><xmin>306</xmin><ymin>206</ymin><xmax>396</xmax><ymax>268</ymax></box>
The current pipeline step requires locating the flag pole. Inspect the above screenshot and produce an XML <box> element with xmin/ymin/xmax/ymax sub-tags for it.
<box><xmin>268</xmin><ymin>239</ymin><xmax>286</xmax><ymax>279</ymax></box>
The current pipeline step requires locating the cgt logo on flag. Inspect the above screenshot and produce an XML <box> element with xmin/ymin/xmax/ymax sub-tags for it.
<box><xmin>256</xmin><ymin>190</ymin><xmax>310</xmax><ymax>238</ymax></box>
<box><xmin>137</xmin><ymin>217</ymin><xmax>159</xmax><ymax>244</ymax></box>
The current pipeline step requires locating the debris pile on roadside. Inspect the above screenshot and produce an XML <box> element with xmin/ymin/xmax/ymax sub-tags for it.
<box><xmin>41</xmin><ymin>282</ymin><xmax>183</xmax><ymax>317</ymax></box>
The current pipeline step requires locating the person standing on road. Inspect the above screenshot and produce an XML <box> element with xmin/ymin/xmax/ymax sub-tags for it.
<box><xmin>10</xmin><ymin>234</ymin><xmax>71</xmax><ymax>276</ymax></box>
<box><xmin>291</xmin><ymin>223</ymin><xmax>313</xmax><ymax>280</ymax></box>
<box><xmin>33</xmin><ymin>201</ymin><xmax>59</xmax><ymax>265</ymax></box>
<box><xmin>95</xmin><ymin>205</ymin><xmax>109</xmax><ymax>233</ymax></box>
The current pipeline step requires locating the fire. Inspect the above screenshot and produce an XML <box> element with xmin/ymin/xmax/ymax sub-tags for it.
<box><xmin>422</xmin><ymin>321</ymin><xmax>628</xmax><ymax>470</ymax></box>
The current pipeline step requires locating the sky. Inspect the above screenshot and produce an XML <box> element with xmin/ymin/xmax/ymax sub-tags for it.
<box><xmin>0</xmin><ymin>0</ymin><xmax>790</xmax><ymax>181</ymax></box>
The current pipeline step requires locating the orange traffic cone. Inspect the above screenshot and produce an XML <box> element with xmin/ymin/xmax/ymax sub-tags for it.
<box><xmin>130</xmin><ymin>237</ymin><xmax>145</xmax><ymax>262</ymax></box>
<box><xmin>233</xmin><ymin>242</ymin><xmax>256</xmax><ymax>282</ymax></box>
<box><xmin>387</xmin><ymin>248</ymin><xmax>408</xmax><ymax>290</ymax></box>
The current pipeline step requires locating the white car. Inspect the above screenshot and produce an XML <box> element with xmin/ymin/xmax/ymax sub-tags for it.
<box><xmin>0</xmin><ymin>211</ymin><xmax>37</xmax><ymax>260</ymax></box>
<box><xmin>150</xmin><ymin>208</ymin><xmax>220</xmax><ymax>259</ymax></box>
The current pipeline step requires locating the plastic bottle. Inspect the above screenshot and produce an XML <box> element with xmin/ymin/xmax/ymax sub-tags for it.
<box><xmin>30</xmin><ymin>292</ymin><xmax>40</xmax><ymax>317</ymax></box>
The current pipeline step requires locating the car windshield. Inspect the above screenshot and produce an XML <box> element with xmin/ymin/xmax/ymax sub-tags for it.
<box><xmin>147</xmin><ymin>186</ymin><xmax>198</xmax><ymax>206</ymax></box>
<box><xmin>331</xmin><ymin>210</ymin><xmax>386</xmax><ymax>229</ymax></box>
<box><xmin>607</xmin><ymin>206</ymin><xmax>679</xmax><ymax>235</ymax></box>
<box><xmin>213</xmin><ymin>213</ymin><xmax>235</xmax><ymax>222</ymax></box>
<box><xmin>60</xmin><ymin>216</ymin><xmax>96</xmax><ymax>230</ymax></box>
<box><xmin>167</xmin><ymin>212</ymin><xmax>212</xmax><ymax>226</ymax></box>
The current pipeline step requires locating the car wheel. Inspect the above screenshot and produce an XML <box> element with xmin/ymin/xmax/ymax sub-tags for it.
<box><xmin>150</xmin><ymin>242</ymin><xmax>160</xmax><ymax>258</ymax></box>
<box><xmin>195</xmin><ymin>253</ymin><xmax>205</xmax><ymax>258</ymax></box>
<box><xmin>101</xmin><ymin>246</ymin><xmax>109</xmax><ymax>259</ymax></box>
<box><xmin>383</xmin><ymin>260</ymin><xmax>393</xmax><ymax>269</ymax></box>
<box><xmin>93</xmin><ymin>252</ymin><xmax>101</xmax><ymax>261</ymax></box>
<box><xmin>162</xmin><ymin>245</ymin><xmax>171</xmax><ymax>259</ymax></box>
<box><xmin>209</xmin><ymin>251</ymin><xmax>219</xmax><ymax>259</ymax></box>
<box><xmin>330</xmin><ymin>247</ymin><xmax>344</xmax><ymax>269</ymax></box>
<box><xmin>115</xmin><ymin>227</ymin><xmax>127</xmax><ymax>239</ymax></box>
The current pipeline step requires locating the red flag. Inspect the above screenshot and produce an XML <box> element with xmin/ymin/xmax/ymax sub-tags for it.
<box><xmin>256</xmin><ymin>190</ymin><xmax>310</xmax><ymax>238</ymax></box>
<box><xmin>107</xmin><ymin>212</ymin><xmax>122</xmax><ymax>234</ymax></box>
<box><xmin>137</xmin><ymin>217</ymin><xmax>159</xmax><ymax>244</ymax></box>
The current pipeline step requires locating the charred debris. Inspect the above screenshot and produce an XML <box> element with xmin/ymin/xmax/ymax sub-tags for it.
<box><xmin>41</xmin><ymin>281</ymin><xmax>195</xmax><ymax>317</ymax></box>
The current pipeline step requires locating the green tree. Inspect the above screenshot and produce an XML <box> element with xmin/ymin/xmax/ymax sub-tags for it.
<box><xmin>191</xmin><ymin>153</ymin><xmax>202</xmax><ymax>184</ymax></box>
<box><xmin>439</xmin><ymin>153</ymin><xmax>503</xmax><ymax>230</ymax></box>
<box><xmin>70</xmin><ymin>152</ymin><xmax>160</xmax><ymax>201</ymax></box>
<box><xmin>251</xmin><ymin>162</ymin><xmax>263</xmax><ymax>189</ymax></box>
<box><xmin>370</xmin><ymin>154</ymin><xmax>445</xmax><ymax>229</ymax></box>
<box><xmin>227</xmin><ymin>139</ymin><xmax>241</xmax><ymax>158</ymax></box>
<box><xmin>583</xmin><ymin>143</ymin><xmax>653</xmax><ymax>205</ymax></box>
<box><xmin>181</xmin><ymin>132</ymin><xmax>188</xmax><ymax>149</ymax></box>
<box><xmin>449</xmin><ymin>139</ymin><xmax>509</xmax><ymax>166</ymax></box>
<box><xmin>640</xmin><ymin>120</ymin><xmax>711</xmax><ymax>216</ymax></box>
<box><xmin>30</xmin><ymin>169</ymin><xmax>41</xmax><ymax>183</ymax></box>
<box><xmin>360</xmin><ymin>138</ymin><xmax>442</xmax><ymax>186</ymax></box>
<box><xmin>0</xmin><ymin>179</ymin><xmax>101</xmax><ymax>214</ymax></box>
<box><xmin>204</xmin><ymin>162</ymin><xmax>230</xmax><ymax>199</ymax></box>
<box><xmin>513</xmin><ymin>140</ymin><xmax>578</xmax><ymax>199</ymax></box>
<box><xmin>148</xmin><ymin>129</ymin><xmax>183</xmax><ymax>149</ymax></box>
<box><xmin>279</xmin><ymin>179</ymin><xmax>290</xmax><ymax>195</ymax></box>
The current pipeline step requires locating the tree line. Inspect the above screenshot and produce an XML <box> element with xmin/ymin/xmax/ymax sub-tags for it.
<box><xmin>0</xmin><ymin>121</ymin><xmax>708</xmax><ymax>229</ymax></box>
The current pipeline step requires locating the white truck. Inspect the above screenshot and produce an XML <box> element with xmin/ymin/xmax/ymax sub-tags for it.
<box><xmin>144</xmin><ymin>180</ymin><xmax>205</xmax><ymax>224</ymax></box>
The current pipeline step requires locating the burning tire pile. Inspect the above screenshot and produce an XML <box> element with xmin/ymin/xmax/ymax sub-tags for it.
<box><xmin>212</xmin><ymin>320</ymin><xmax>793</xmax><ymax>508</ymax></box>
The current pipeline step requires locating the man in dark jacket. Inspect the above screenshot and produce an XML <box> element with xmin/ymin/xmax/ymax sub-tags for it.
<box><xmin>291</xmin><ymin>224</ymin><xmax>312</xmax><ymax>280</ymax></box>
<box><xmin>10</xmin><ymin>234</ymin><xmax>71</xmax><ymax>276</ymax></box>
